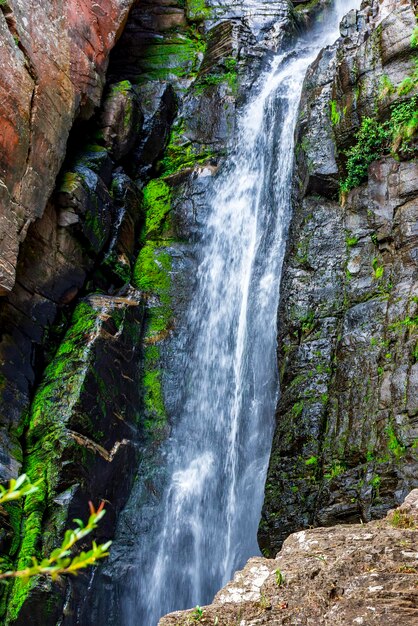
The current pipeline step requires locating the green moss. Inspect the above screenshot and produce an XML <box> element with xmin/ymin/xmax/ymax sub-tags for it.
<box><xmin>159</xmin><ymin>121</ymin><xmax>218</xmax><ymax>176</ymax></box>
<box><xmin>330</xmin><ymin>100</ymin><xmax>341</xmax><ymax>126</ymax></box>
<box><xmin>109</xmin><ymin>79</ymin><xmax>132</xmax><ymax>96</ymax></box>
<box><xmin>299</xmin><ymin>310</ymin><xmax>315</xmax><ymax>334</ymax></box>
<box><xmin>135</xmin><ymin>36</ymin><xmax>205</xmax><ymax>82</ymax></box>
<box><xmin>370</xmin><ymin>474</ymin><xmax>381</xmax><ymax>490</ymax></box>
<box><xmin>6</xmin><ymin>301</ymin><xmax>101</xmax><ymax>621</ymax></box>
<box><xmin>194</xmin><ymin>57</ymin><xmax>238</xmax><ymax>96</ymax></box>
<box><xmin>324</xmin><ymin>460</ymin><xmax>346</xmax><ymax>480</ymax></box>
<box><xmin>134</xmin><ymin>243</ymin><xmax>171</xmax><ymax>302</ymax></box>
<box><xmin>133</xmin><ymin>243</ymin><xmax>173</xmax><ymax>440</ymax></box>
<box><xmin>291</xmin><ymin>401</ymin><xmax>304</xmax><ymax>418</ymax></box>
<box><xmin>59</xmin><ymin>171</ymin><xmax>79</xmax><ymax>194</ymax></box>
<box><xmin>186</xmin><ymin>0</ymin><xmax>212</xmax><ymax>22</ymax></box>
<box><xmin>75</xmin><ymin>146</ymin><xmax>110</xmax><ymax>175</ymax></box>
<box><xmin>386</xmin><ymin>424</ymin><xmax>405</xmax><ymax>459</ymax></box>
<box><xmin>142</xmin><ymin>179</ymin><xmax>172</xmax><ymax>239</ymax></box>
<box><xmin>143</xmin><ymin>369</ymin><xmax>167</xmax><ymax>426</ymax></box>
<box><xmin>102</xmin><ymin>250</ymin><xmax>131</xmax><ymax>285</ymax></box>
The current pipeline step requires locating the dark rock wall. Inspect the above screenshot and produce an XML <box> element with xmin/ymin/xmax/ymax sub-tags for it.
<box><xmin>260</xmin><ymin>0</ymin><xmax>418</xmax><ymax>556</ymax></box>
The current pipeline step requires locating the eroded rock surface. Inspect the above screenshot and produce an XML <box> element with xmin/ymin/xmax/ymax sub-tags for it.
<box><xmin>160</xmin><ymin>490</ymin><xmax>418</xmax><ymax>625</ymax></box>
<box><xmin>0</xmin><ymin>0</ymin><xmax>135</xmax><ymax>295</ymax></box>
<box><xmin>260</xmin><ymin>0</ymin><xmax>418</xmax><ymax>555</ymax></box>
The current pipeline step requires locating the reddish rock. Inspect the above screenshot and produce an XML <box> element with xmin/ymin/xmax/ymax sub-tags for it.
<box><xmin>0</xmin><ymin>0</ymin><xmax>136</xmax><ymax>295</ymax></box>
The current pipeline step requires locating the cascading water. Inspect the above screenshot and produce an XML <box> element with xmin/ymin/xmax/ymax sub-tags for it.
<box><xmin>122</xmin><ymin>1</ymin><xmax>360</xmax><ymax>623</ymax></box>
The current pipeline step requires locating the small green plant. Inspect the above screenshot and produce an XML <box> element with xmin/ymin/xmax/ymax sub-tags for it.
<box><xmin>291</xmin><ymin>401</ymin><xmax>304</xmax><ymax>418</ymax></box>
<box><xmin>390</xmin><ymin>509</ymin><xmax>415</xmax><ymax>529</ymax></box>
<box><xmin>340</xmin><ymin>117</ymin><xmax>388</xmax><ymax>193</ymax></box>
<box><xmin>370</xmin><ymin>475</ymin><xmax>381</xmax><ymax>490</ymax></box>
<box><xmin>259</xmin><ymin>593</ymin><xmax>272</xmax><ymax>610</ymax></box>
<box><xmin>389</xmin><ymin>95</ymin><xmax>418</xmax><ymax>154</ymax></box>
<box><xmin>340</xmin><ymin>95</ymin><xmax>418</xmax><ymax>193</ymax></box>
<box><xmin>372</xmin><ymin>257</ymin><xmax>384</xmax><ymax>280</ymax></box>
<box><xmin>224</xmin><ymin>57</ymin><xmax>237</xmax><ymax>72</ymax></box>
<box><xmin>397</xmin><ymin>564</ymin><xmax>417</xmax><ymax>573</ymax></box>
<box><xmin>386</xmin><ymin>425</ymin><xmax>405</xmax><ymax>459</ymax></box>
<box><xmin>324</xmin><ymin>460</ymin><xmax>346</xmax><ymax>480</ymax></box>
<box><xmin>389</xmin><ymin>315</ymin><xmax>418</xmax><ymax>331</ymax></box>
<box><xmin>305</xmin><ymin>455</ymin><xmax>318</xmax><ymax>467</ymax></box>
<box><xmin>346</xmin><ymin>234</ymin><xmax>359</xmax><ymax>247</ymax></box>
<box><xmin>0</xmin><ymin>474</ymin><xmax>40</xmax><ymax>505</ymax></box>
<box><xmin>397</xmin><ymin>76</ymin><xmax>415</xmax><ymax>96</ymax></box>
<box><xmin>192</xmin><ymin>606</ymin><xmax>204</xmax><ymax>622</ymax></box>
<box><xmin>300</xmin><ymin>310</ymin><xmax>315</xmax><ymax>334</ymax></box>
<box><xmin>411</xmin><ymin>25</ymin><xmax>418</xmax><ymax>48</ymax></box>
<box><xmin>379</xmin><ymin>74</ymin><xmax>394</xmax><ymax>99</ymax></box>
<box><xmin>275</xmin><ymin>568</ymin><xmax>285</xmax><ymax>586</ymax></box>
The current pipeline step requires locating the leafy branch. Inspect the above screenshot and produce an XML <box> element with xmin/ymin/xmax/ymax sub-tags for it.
<box><xmin>0</xmin><ymin>474</ymin><xmax>40</xmax><ymax>505</ymax></box>
<box><xmin>0</xmin><ymin>475</ymin><xmax>111</xmax><ymax>580</ymax></box>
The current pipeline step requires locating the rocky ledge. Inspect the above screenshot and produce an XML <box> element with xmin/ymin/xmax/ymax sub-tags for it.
<box><xmin>160</xmin><ymin>489</ymin><xmax>418</xmax><ymax>625</ymax></box>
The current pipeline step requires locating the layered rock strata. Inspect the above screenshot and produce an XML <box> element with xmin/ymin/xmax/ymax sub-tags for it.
<box><xmin>260</xmin><ymin>0</ymin><xmax>418</xmax><ymax>555</ymax></box>
<box><xmin>0</xmin><ymin>0</ymin><xmax>135</xmax><ymax>295</ymax></box>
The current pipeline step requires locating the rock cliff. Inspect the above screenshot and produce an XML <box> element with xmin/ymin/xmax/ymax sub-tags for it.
<box><xmin>260</xmin><ymin>0</ymin><xmax>418</xmax><ymax>556</ymax></box>
<box><xmin>0</xmin><ymin>0</ymin><xmax>307</xmax><ymax>622</ymax></box>
<box><xmin>0</xmin><ymin>0</ymin><xmax>135</xmax><ymax>295</ymax></box>
<box><xmin>0</xmin><ymin>0</ymin><xmax>416</xmax><ymax>623</ymax></box>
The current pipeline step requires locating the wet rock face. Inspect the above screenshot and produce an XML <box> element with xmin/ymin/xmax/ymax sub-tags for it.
<box><xmin>0</xmin><ymin>0</ymin><xmax>135</xmax><ymax>295</ymax></box>
<box><xmin>160</xmin><ymin>490</ymin><xmax>418</xmax><ymax>625</ymax></box>
<box><xmin>7</xmin><ymin>292</ymin><xmax>144</xmax><ymax>625</ymax></box>
<box><xmin>260</xmin><ymin>0</ymin><xmax>418</xmax><ymax>556</ymax></box>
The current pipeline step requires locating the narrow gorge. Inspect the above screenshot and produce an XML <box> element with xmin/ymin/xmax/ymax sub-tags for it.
<box><xmin>0</xmin><ymin>0</ymin><xmax>416</xmax><ymax>625</ymax></box>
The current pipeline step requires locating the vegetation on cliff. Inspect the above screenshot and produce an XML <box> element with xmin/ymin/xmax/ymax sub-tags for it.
<box><xmin>341</xmin><ymin>96</ymin><xmax>418</xmax><ymax>192</ymax></box>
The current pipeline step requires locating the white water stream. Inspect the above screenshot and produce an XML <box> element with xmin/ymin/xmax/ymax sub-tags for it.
<box><xmin>123</xmin><ymin>2</ymin><xmax>360</xmax><ymax>623</ymax></box>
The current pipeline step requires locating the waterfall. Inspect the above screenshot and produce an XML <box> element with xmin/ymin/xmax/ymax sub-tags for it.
<box><xmin>121</xmin><ymin>1</ymin><xmax>360</xmax><ymax>623</ymax></box>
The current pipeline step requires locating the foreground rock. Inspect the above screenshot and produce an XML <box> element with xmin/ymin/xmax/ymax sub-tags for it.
<box><xmin>160</xmin><ymin>490</ymin><xmax>418</xmax><ymax>625</ymax></box>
